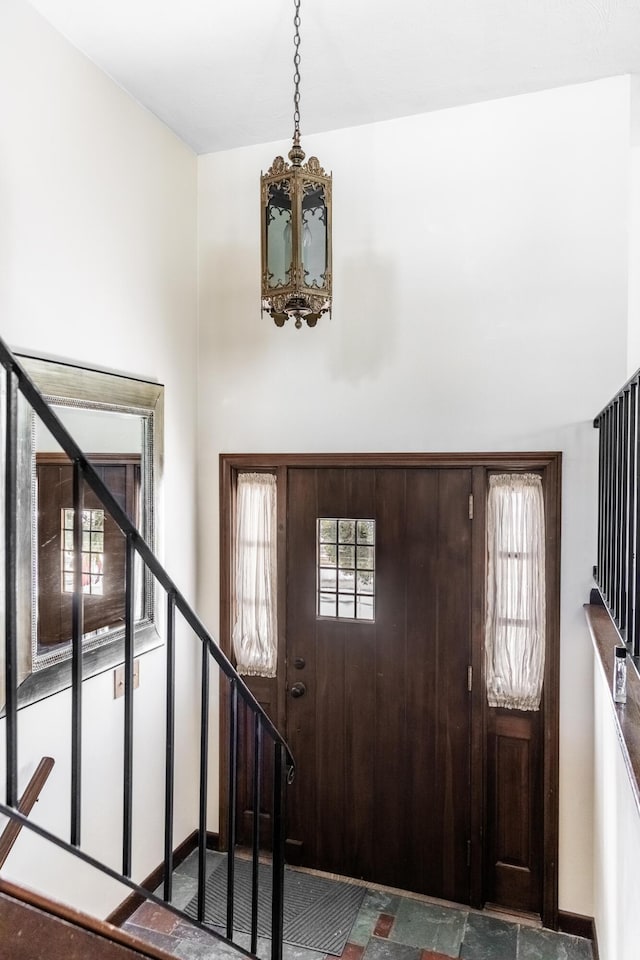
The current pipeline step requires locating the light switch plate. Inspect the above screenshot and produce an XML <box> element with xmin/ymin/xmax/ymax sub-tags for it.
<box><xmin>114</xmin><ymin>659</ymin><xmax>140</xmax><ymax>699</ymax></box>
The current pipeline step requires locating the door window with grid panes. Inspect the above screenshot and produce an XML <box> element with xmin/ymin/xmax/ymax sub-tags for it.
<box><xmin>317</xmin><ymin>518</ymin><xmax>375</xmax><ymax>620</ymax></box>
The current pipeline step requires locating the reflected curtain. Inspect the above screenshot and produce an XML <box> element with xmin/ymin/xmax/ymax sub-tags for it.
<box><xmin>485</xmin><ymin>473</ymin><xmax>545</xmax><ymax>711</ymax></box>
<box><xmin>232</xmin><ymin>473</ymin><xmax>277</xmax><ymax>678</ymax></box>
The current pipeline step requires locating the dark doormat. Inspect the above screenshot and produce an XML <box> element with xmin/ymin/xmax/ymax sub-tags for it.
<box><xmin>184</xmin><ymin>856</ymin><xmax>366</xmax><ymax>956</ymax></box>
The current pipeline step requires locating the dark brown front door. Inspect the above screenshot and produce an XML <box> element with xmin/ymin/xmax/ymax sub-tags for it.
<box><xmin>285</xmin><ymin>466</ymin><xmax>473</xmax><ymax>903</ymax></box>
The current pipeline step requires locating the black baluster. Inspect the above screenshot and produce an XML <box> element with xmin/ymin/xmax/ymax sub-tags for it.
<box><xmin>226</xmin><ymin>679</ymin><xmax>238</xmax><ymax>938</ymax></box>
<box><xmin>250</xmin><ymin>713</ymin><xmax>262</xmax><ymax>955</ymax></box>
<box><xmin>197</xmin><ymin>641</ymin><xmax>210</xmax><ymax>923</ymax></box>
<box><xmin>163</xmin><ymin>591</ymin><xmax>176</xmax><ymax>902</ymax></box>
<box><xmin>613</xmin><ymin>399</ymin><xmax>621</xmax><ymax>622</ymax></box>
<box><xmin>632</xmin><ymin>382</ymin><xmax>639</xmax><ymax>654</ymax></box>
<box><xmin>601</xmin><ymin>407</ymin><xmax>608</xmax><ymax>596</ymax></box>
<box><xmin>619</xmin><ymin>391</ymin><xmax>629</xmax><ymax>628</ymax></box>
<box><xmin>71</xmin><ymin>461</ymin><xmax>84</xmax><ymax>845</ymax></box>
<box><xmin>123</xmin><ymin>533</ymin><xmax>135</xmax><ymax>877</ymax></box>
<box><xmin>597</xmin><ymin>411</ymin><xmax>605</xmax><ymax>588</ymax></box>
<box><xmin>604</xmin><ymin>406</ymin><xmax>613</xmax><ymax>603</ymax></box>
<box><xmin>271</xmin><ymin>743</ymin><xmax>286</xmax><ymax>960</ymax></box>
<box><xmin>635</xmin><ymin>381</ymin><xmax>640</xmax><ymax>657</ymax></box>
<box><xmin>4</xmin><ymin>368</ymin><xmax>18</xmax><ymax>808</ymax></box>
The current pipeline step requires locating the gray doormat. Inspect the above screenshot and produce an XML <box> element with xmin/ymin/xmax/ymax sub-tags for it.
<box><xmin>184</xmin><ymin>856</ymin><xmax>366</xmax><ymax>956</ymax></box>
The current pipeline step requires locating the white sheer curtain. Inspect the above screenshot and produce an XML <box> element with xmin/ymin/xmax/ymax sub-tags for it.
<box><xmin>485</xmin><ymin>473</ymin><xmax>545</xmax><ymax>711</ymax></box>
<box><xmin>232</xmin><ymin>473</ymin><xmax>278</xmax><ymax>678</ymax></box>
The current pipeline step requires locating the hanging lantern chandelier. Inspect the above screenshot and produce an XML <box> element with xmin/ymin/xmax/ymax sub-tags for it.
<box><xmin>261</xmin><ymin>0</ymin><xmax>332</xmax><ymax>328</ymax></box>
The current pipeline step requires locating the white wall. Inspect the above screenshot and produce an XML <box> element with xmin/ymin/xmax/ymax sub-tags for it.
<box><xmin>0</xmin><ymin>0</ymin><xmax>200</xmax><ymax>917</ymax></box>
<box><xmin>197</xmin><ymin>77</ymin><xmax>631</xmax><ymax>917</ymax></box>
<box><xmin>593</xmin><ymin>658</ymin><xmax>640</xmax><ymax>959</ymax></box>
<box><xmin>628</xmin><ymin>74</ymin><xmax>640</xmax><ymax>375</ymax></box>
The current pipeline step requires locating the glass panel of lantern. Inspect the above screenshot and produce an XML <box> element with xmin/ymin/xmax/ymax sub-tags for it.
<box><xmin>266</xmin><ymin>179</ymin><xmax>292</xmax><ymax>289</ymax></box>
<box><xmin>302</xmin><ymin>180</ymin><xmax>328</xmax><ymax>289</ymax></box>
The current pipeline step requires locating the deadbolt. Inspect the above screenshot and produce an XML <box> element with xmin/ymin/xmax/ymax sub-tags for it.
<box><xmin>293</xmin><ymin>657</ymin><xmax>306</xmax><ymax>670</ymax></box>
<box><xmin>290</xmin><ymin>682</ymin><xmax>306</xmax><ymax>699</ymax></box>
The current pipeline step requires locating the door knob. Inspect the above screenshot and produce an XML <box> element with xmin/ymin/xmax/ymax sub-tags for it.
<box><xmin>290</xmin><ymin>682</ymin><xmax>306</xmax><ymax>699</ymax></box>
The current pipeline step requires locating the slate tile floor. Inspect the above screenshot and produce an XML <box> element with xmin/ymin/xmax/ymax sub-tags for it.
<box><xmin>121</xmin><ymin>851</ymin><xmax>592</xmax><ymax>960</ymax></box>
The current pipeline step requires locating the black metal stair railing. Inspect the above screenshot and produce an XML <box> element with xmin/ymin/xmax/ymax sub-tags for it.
<box><xmin>594</xmin><ymin>366</ymin><xmax>640</xmax><ymax>659</ymax></box>
<box><xmin>0</xmin><ymin>338</ymin><xmax>294</xmax><ymax>960</ymax></box>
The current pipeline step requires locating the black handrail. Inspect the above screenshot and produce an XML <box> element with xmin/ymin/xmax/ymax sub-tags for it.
<box><xmin>594</xmin><ymin>366</ymin><xmax>640</xmax><ymax>658</ymax></box>
<box><xmin>0</xmin><ymin>337</ymin><xmax>294</xmax><ymax>960</ymax></box>
<box><xmin>0</xmin><ymin>343</ymin><xmax>293</xmax><ymax>756</ymax></box>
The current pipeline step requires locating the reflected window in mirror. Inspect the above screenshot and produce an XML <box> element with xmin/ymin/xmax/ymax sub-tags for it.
<box><xmin>61</xmin><ymin>507</ymin><xmax>105</xmax><ymax>596</ymax></box>
<box><xmin>36</xmin><ymin>448</ymin><xmax>142</xmax><ymax>656</ymax></box>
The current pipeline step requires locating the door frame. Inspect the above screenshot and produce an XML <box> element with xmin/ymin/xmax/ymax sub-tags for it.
<box><xmin>219</xmin><ymin>451</ymin><xmax>561</xmax><ymax>928</ymax></box>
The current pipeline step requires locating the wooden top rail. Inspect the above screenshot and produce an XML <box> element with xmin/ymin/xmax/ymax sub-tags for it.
<box><xmin>0</xmin><ymin>756</ymin><xmax>55</xmax><ymax>868</ymax></box>
<box><xmin>0</xmin><ymin>877</ymin><xmax>179</xmax><ymax>960</ymax></box>
<box><xmin>585</xmin><ymin>604</ymin><xmax>640</xmax><ymax>816</ymax></box>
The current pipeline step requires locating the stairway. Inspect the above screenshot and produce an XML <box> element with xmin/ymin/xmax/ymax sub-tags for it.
<box><xmin>0</xmin><ymin>336</ymin><xmax>293</xmax><ymax>960</ymax></box>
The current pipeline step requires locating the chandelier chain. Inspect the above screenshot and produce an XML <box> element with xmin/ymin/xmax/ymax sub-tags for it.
<box><xmin>293</xmin><ymin>0</ymin><xmax>302</xmax><ymax>140</ymax></box>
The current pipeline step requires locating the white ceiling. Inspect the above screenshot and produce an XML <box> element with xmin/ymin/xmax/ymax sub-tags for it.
<box><xmin>26</xmin><ymin>0</ymin><xmax>640</xmax><ymax>155</ymax></box>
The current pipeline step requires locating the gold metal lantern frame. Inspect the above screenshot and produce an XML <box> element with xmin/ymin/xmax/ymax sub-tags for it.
<box><xmin>260</xmin><ymin>0</ymin><xmax>332</xmax><ymax>329</ymax></box>
<box><xmin>261</xmin><ymin>146</ymin><xmax>332</xmax><ymax>328</ymax></box>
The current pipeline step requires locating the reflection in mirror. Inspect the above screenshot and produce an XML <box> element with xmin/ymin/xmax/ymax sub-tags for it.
<box><xmin>3</xmin><ymin>355</ymin><xmax>164</xmax><ymax>709</ymax></box>
<box><xmin>34</xmin><ymin>405</ymin><xmax>146</xmax><ymax>667</ymax></box>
